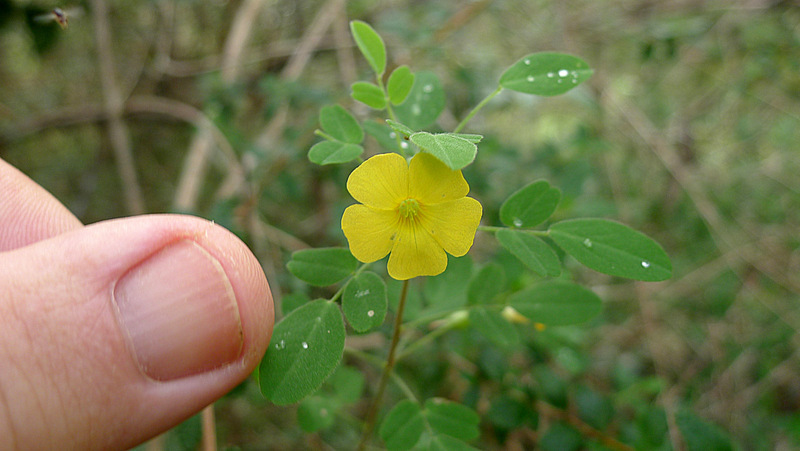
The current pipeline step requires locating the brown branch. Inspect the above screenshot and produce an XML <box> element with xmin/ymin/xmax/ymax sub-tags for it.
<box><xmin>90</xmin><ymin>0</ymin><xmax>145</xmax><ymax>214</ymax></box>
<box><xmin>536</xmin><ymin>400</ymin><xmax>635</xmax><ymax>451</ymax></box>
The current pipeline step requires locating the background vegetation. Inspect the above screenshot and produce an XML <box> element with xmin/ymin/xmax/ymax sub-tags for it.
<box><xmin>1</xmin><ymin>0</ymin><xmax>798</xmax><ymax>449</ymax></box>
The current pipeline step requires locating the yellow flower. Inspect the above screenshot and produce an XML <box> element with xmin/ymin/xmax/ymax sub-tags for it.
<box><xmin>341</xmin><ymin>152</ymin><xmax>482</xmax><ymax>280</ymax></box>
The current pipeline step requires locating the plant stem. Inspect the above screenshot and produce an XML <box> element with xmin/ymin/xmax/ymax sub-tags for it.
<box><xmin>453</xmin><ymin>86</ymin><xmax>503</xmax><ymax>133</ymax></box>
<box><xmin>478</xmin><ymin>225</ymin><xmax>549</xmax><ymax>236</ymax></box>
<box><xmin>357</xmin><ymin>279</ymin><xmax>410</xmax><ymax>451</ymax></box>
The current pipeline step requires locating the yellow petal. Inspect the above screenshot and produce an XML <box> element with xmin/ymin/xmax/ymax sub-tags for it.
<box><xmin>341</xmin><ymin>204</ymin><xmax>397</xmax><ymax>263</ymax></box>
<box><xmin>408</xmin><ymin>152</ymin><xmax>469</xmax><ymax>205</ymax></box>
<box><xmin>387</xmin><ymin>219</ymin><xmax>448</xmax><ymax>280</ymax></box>
<box><xmin>347</xmin><ymin>153</ymin><xmax>408</xmax><ymax>209</ymax></box>
<box><xmin>418</xmin><ymin>197</ymin><xmax>482</xmax><ymax>257</ymax></box>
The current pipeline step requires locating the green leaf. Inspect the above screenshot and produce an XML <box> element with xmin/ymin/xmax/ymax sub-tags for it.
<box><xmin>350</xmin><ymin>20</ymin><xmax>386</xmax><ymax>76</ymax></box>
<box><xmin>287</xmin><ymin>247</ymin><xmax>358</xmax><ymax>286</ymax></box>
<box><xmin>423</xmin><ymin>255</ymin><xmax>472</xmax><ymax>314</ymax></box>
<box><xmin>534</xmin><ymin>366</ymin><xmax>568</xmax><ymax>408</ymax></box>
<box><xmin>342</xmin><ymin>271</ymin><xmax>387</xmax><ymax>333</ymax></box>
<box><xmin>575</xmin><ymin>386</ymin><xmax>614</xmax><ymax>430</ymax></box>
<box><xmin>385</xmin><ymin>119</ymin><xmax>415</xmax><ymax>137</ymax></box>
<box><xmin>424</xmin><ymin>398</ymin><xmax>481</xmax><ymax>441</ymax></box>
<box><xmin>395</xmin><ymin>71</ymin><xmax>445</xmax><ymax>129</ymax></box>
<box><xmin>548</xmin><ymin>219</ymin><xmax>672</xmax><ymax>281</ymax></box>
<box><xmin>329</xmin><ymin>365</ymin><xmax>364</xmax><ymax>404</ymax></box>
<box><xmin>452</xmin><ymin>133</ymin><xmax>483</xmax><ymax>144</ymax></box>
<box><xmin>469</xmin><ymin>307</ymin><xmax>520</xmax><ymax>348</ymax></box>
<box><xmin>351</xmin><ymin>81</ymin><xmax>386</xmax><ymax>109</ymax></box>
<box><xmin>308</xmin><ymin>141</ymin><xmax>363</xmax><ymax>165</ymax></box>
<box><xmin>508</xmin><ymin>280</ymin><xmax>602</xmax><ymax>326</ymax></box>
<box><xmin>363</xmin><ymin>120</ymin><xmax>399</xmax><ymax>152</ymax></box>
<box><xmin>259</xmin><ymin>300</ymin><xmax>346</xmax><ymax>405</ymax></box>
<box><xmin>419</xmin><ymin>431</ymin><xmax>480</xmax><ymax>451</ymax></box>
<box><xmin>319</xmin><ymin>104</ymin><xmax>363</xmax><ymax>143</ymax></box>
<box><xmin>410</xmin><ymin>132</ymin><xmax>477</xmax><ymax>170</ymax></box>
<box><xmin>297</xmin><ymin>396</ymin><xmax>337</xmax><ymax>432</ymax></box>
<box><xmin>281</xmin><ymin>292</ymin><xmax>310</xmax><ymax>315</ymax></box>
<box><xmin>467</xmin><ymin>263</ymin><xmax>505</xmax><ymax>304</ymax></box>
<box><xmin>676</xmin><ymin>410</ymin><xmax>734</xmax><ymax>451</ymax></box>
<box><xmin>387</xmin><ymin>65</ymin><xmax>415</xmax><ymax>105</ymax></box>
<box><xmin>539</xmin><ymin>422</ymin><xmax>583</xmax><ymax>451</ymax></box>
<box><xmin>496</xmin><ymin>229</ymin><xmax>561</xmax><ymax>277</ymax></box>
<box><xmin>499</xmin><ymin>52</ymin><xmax>593</xmax><ymax>96</ymax></box>
<box><xmin>500</xmin><ymin>180</ymin><xmax>561</xmax><ymax>228</ymax></box>
<box><xmin>380</xmin><ymin>400</ymin><xmax>425</xmax><ymax>451</ymax></box>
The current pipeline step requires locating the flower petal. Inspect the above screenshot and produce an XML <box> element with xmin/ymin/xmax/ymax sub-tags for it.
<box><xmin>347</xmin><ymin>152</ymin><xmax>408</xmax><ymax>209</ymax></box>
<box><xmin>418</xmin><ymin>197</ymin><xmax>482</xmax><ymax>257</ymax></box>
<box><xmin>387</xmin><ymin>220</ymin><xmax>448</xmax><ymax>280</ymax></box>
<box><xmin>408</xmin><ymin>152</ymin><xmax>469</xmax><ymax>205</ymax></box>
<box><xmin>341</xmin><ymin>204</ymin><xmax>397</xmax><ymax>263</ymax></box>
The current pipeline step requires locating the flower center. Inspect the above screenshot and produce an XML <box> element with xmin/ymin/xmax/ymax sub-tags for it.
<box><xmin>398</xmin><ymin>198</ymin><xmax>420</xmax><ymax>219</ymax></box>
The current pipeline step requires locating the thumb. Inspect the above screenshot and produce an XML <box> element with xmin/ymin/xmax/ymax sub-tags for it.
<box><xmin>0</xmin><ymin>214</ymin><xmax>273</xmax><ymax>450</ymax></box>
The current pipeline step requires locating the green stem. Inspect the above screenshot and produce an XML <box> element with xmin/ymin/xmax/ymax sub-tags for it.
<box><xmin>329</xmin><ymin>263</ymin><xmax>371</xmax><ymax>303</ymax></box>
<box><xmin>453</xmin><ymin>86</ymin><xmax>503</xmax><ymax>133</ymax></box>
<box><xmin>478</xmin><ymin>225</ymin><xmax>549</xmax><ymax>236</ymax></box>
<box><xmin>357</xmin><ymin>279</ymin><xmax>411</xmax><ymax>451</ymax></box>
<box><xmin>345</xmin><ymin>347</ymin><xmax>418</xmax><ymax>403</ymax></box>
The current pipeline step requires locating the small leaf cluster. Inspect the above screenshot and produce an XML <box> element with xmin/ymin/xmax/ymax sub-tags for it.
<box><xmin>258</xmin><ymin>20</ymin><xmax>675</xmax><ymax>449</ymax></box>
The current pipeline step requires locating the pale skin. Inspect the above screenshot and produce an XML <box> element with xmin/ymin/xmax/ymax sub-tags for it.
<box><xmin>0</xmin><ymin>157</ymin><xmax>274</xmax><ymax>450</ymax></box>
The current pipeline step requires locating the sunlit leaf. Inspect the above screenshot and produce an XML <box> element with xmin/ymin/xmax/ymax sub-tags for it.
<box><xmin>351</xmin><ymin>81</ymin><xmax>386</xmax><ymax>109</ymax></box>
<box><xmin>350</xmin><ymin>20</ymin><xmax>386</xmax><ymax>76</ymax></box>
<box><xmin>259</xmin><ymin>300</ymin><xmax>346</xmax><ymax>405</ymax></box>
<box><xmin>500</xmin><ymin>180</ymin><xmax>561</xmax><ymax>228</ymax></box>
<box><xmin>319</xmin><ymin>104</ymin><xmax>363</xmax><ymax>143</ymax></box>
<box><xmin>410</xmin><ymin>132</ymin><xmax>477</xmax><ymax>170</ymax></box>
<box><xmin>342</xmin><ymin>271</ymin><xmax>387</xmax><ymax>333</ymax></box>
<box><xmin>387</xmin><ymin>65</ymin><xmax>415</xmax><ymax>105</ymax></box>
<box><xmin>508</xmin><ymin>280</ymin><xmax>602</xmax><ymax>326</ymax></box>
<box><xmin>499</xmin><ymin>52</ymin><xmax>592</xmax><ymax>96</ymax></box>
<box><xmin>548</xmin><ymin>219</ymin><xmax>672</xmax><ymax>281</ymax></box>
<box><xmin>308</xmin><ymin>141</ymin><xmax>363</xmax><ymax>165</ymax></box>
<box><xmin>287</xmin><ymin>247</ymin><xmax>358</xmax><ymax>286</ymax></box>
<box><xmin>395</xmin><ymin>71</ymin><xmax>445</xmax><ymax>129</ymax></box>
<box><xmin>496</xmin><ymin>229</ymin><xmax>561</xmax><ymax>277</ymax></box>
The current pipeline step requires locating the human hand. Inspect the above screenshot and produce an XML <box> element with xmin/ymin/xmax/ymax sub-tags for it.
<box><xmin>0</xmin><ymin>158</ymin><xmax>274</xmax><ymax>450</ymax></box>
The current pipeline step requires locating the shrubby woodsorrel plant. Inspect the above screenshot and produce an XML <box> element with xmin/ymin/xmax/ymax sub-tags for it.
<box><xmin>257</xmin><ymin>21</ymin><xmax>672</xmax><ymax>450</ymax></box>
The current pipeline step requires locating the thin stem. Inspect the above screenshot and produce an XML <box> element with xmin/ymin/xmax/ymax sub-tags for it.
<box><xmin>345</xmin><ymin>347</ymin><xmax>418</xmax><ymax>403</ymax></box>
<box><xmin>357</xmin><ymin>279</ymin><xmax>410</xmax><ymax>451</ymax></box>
<box><xmin>453</xmin><ymin>86</ymin><xmax>503</xmax><ymax>133</ymax></box>
<box><xmin>201</xmin><ymin>405</ymin><xmax>217</xmax><ymax>451</ymax></box>
<box><xmin>478</xmin><ymin>225</ymin><xmax>549</xmax><ymax>236</ymax></box>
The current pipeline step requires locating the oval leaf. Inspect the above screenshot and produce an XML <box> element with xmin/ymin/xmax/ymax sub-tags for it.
<box><xmin>469</xmin><ymin>307</ymin><xmax>520</xmax><ymax>348</ymax></box>
<box><xmin>350</xmin><ymin>20</ymin><xmax>386</xmax><ymax>76</ymax></box>
<box><xmin>287</xmin><ymin>247</ymin><xmax>358</xmax><ymax>286</ymax></box>
<box><xmin>308</xmin><ymin>141</ymin><xmax>363</xmax><ymax>165</ymax></box>
<box><xmin>467</xmin><ymin>263</ymin><xmax>505</xmax><ymax>304</ymax></box>
<box><xmin>424</xmin><ymin>398</ymin><xmax>481</xmax><ymax>441</ymax></box>
<box><xmin>548</xmin><ymin>219</ymin><xmax>672</xmax><ymax>281</ymax></box>
<box><xmin>351</xmin><ymin>81</ymin><xmax>386</xmax><ymax>109</ymax></box>
<box><xmin>259</xmin><ymin>300</ymin><xmax>346</xmax><ymax>404</ymax></box>
<box><xmin>319</xmin><ymin>104</ymin><xmax>363</xmax><ymax>143</ymax></box>
<box><xmin>380</xmin><ymin>400</ymin><xmax>425</xmax><ymax>451</ymax></box>
<box><xmin>499</xmin><ymin>52</ymin><xmax>593</xmax><ymax>96</ymax></box>
<box><xmin>297</xmin><ymin>396</ymin><xmax>337</xmax><ymax>432</ymax></box>
<box><xmin>410</xmin><ymin>132</ymin><xmax>477</xmax><ymax>170</ymax></box>
<box><xmin>385</xmin><ymin>119</ymin><xmax>415</xmax><ymax>137</ymax></box>
<box><xmin>395</xmin><ymin>71</ymin><xmax>445</xmax><ymax>130</ymax></box>
<box><xmin>342</xmin><ymin>271</ymin><xmax>388</xmax><ymax>333</ymax></box>
<box><xmin>387</xmin><ymin>65</ymin><xmax>415</xmax><ymax>105</ymax></box>
<box><xmin>508</xmin><ymin>280</ymin><xmax>602</xmax><ymax>326</ymax></box>
<box><xmin>500</xmin><ymin>180</ymin><xmax>561</xmax><ymax>228</ymax></box>
<box><xmin>496</xmin><ymin>229</ymin><xmax>561</xmax><ymax>277</ymax></box>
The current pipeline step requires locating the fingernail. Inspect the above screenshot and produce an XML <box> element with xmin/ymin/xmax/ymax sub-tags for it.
<box><xmin>113</xmin><ymin>240</ymin><xmax>243</xmax><ymax>381</ymax></box>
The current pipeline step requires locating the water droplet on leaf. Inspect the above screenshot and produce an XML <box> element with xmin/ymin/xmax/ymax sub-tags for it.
<box><xmin>558</xmin><ymin>69</ymin><xmax>569</xmax><ymax>77</ymax></box>
<box><xmin>302</xmin><ymin>342</ymin><xmax>309</xmax><ymax>349</ymax></box>
<box><xmin>423</xmin><ymin>84</ymin><xmax>433</xmax><ymax>93</ymax></box>
<box><xmin>641</xmin><ymin>261</ymin><xmax>651</xmax><ymax>268</ymax></box>
<box><xmin>367</xmin><ymin>310</ymin><xmax>375</xmax><ymax>317</ymax></box>
<box><xmin>527</xmin><ymin>75</ymin><xmax>535</xmax><ymax>82</ymax></box>
<box><xmin>547</xmin><ymin>72</ymin><xmax>555</xmax><ymax>78</ymax></box>
<box><xmin>583</xmin><ymin>238</ymin><xmax>592</xmax><ymax>248</ymax></box>
<box><xmin>513</xmin><ymin>218</ymin><xmax>523</xmax><ymax>227</ymax></box>
<box><xmin>524</xmin><ymin>58</ymin><xmax>531</xmax><ymax>65</ymax></box>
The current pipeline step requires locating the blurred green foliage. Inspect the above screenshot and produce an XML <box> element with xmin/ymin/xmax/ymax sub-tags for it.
<box><xmin>2</xmin><ymin>0</ymin><xmax>799</xmax><ymax>450</ymax></box>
